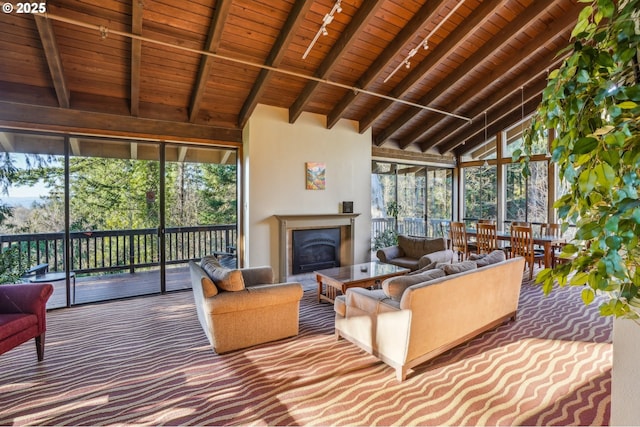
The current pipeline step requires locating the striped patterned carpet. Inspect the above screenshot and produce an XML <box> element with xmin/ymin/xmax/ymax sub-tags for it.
<box><xmin>0</xmin><ymin>276</ymin><xmax>612</xmax><ymax>426</ymax></box>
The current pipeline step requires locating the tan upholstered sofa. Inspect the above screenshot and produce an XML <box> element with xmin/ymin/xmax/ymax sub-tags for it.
<box><xmin>189</xmin><ymin>257</ymin><xmax>303</xmax><ymax>353</ymax></box>
<box><xmin>376</xmin><ymin>235</ymin><xmax>454</xmax><ymax>271</ymax></box>
<box><xmin>335</xmin><ymin>252</ymin><xmax>525</xmax><ymax>381</ymax></box>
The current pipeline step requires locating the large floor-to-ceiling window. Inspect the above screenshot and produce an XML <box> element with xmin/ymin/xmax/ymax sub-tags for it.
<box><xmin>459</xmin><ymin>117</ymin><xmax>552</xmax><ymax>231</ymax></box>
<box><xmin>0</xmin><ymin>129</ymin><xmax>238</xmax><ymax>307</ymax></box>
<box><xmin>69</xmin><ymin>139</ymin><xmax>162</xmax><ymax>304</ymax></box>
<box><xmin>0</xmin><ymin>132</ymin><xmax>68</xmax><ymax>308</ymax></box>
<box><xmin>371</xmin><ymin>160</ymin><xmax>453</xmax><ymax>252</ymax></box>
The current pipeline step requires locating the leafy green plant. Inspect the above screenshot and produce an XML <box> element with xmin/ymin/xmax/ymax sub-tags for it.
<box><xmin>519</xmin><ymin>0</ymin><xmax>640</xmax><ymax>319</ymax></box>
<box><xmin>372</xmin><ymin>228</ymin><xmax>398</xmax><ymax>251</ymax></box>
<box><xmin>0</xmin><ymin>245</ymin><xmax>23</xmax><ymax>284</ymax></box>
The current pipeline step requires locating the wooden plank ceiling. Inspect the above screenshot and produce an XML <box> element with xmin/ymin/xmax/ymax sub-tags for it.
<box><xmin>0</xmin><ymin>0</ymin><xmax>582</xmax><ymax>156</ymax></box>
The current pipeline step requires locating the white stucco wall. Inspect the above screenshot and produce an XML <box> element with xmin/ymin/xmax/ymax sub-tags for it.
<box><xmin>243</xmin><ymin>104</ymin><xmax>372</xmax><ymax>278</ymax></box>
<box><xmin>611</xmin><ymin>318</ymin><xmax>640</xmax><ymax>426</ymax></box>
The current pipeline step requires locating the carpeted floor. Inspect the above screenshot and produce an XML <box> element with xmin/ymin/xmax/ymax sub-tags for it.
<box><xmin>0</xmin><ymin>275</ymin><xmax>612</xmax><ymax>426</ymax></box>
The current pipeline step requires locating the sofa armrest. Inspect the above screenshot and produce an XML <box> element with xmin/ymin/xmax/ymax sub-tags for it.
<box><xmin>204</xmin><ymin>282</ymin><xmax>303</xmax><ymax>315</ymax></box>
<box><xmin>240</xmin><ymin>266</ymin><xmax>274</xmax><ymax>286</ymax></box>
<box><xmin>376</xmin><ymin>246</ymin><xmax>403</xmax><ymax>263</ymax></box>
<box><xmin>0</xmin><ymin>283</ymin><xmax>53</xmax><ymax>332</ymax></box>
<box><xmin>418</xmin><ymin>249</ymin><xmax>454</xmax><ymax>269</ymax></box>
<box><xmin>0</xmin><ymin>283</ymin><xmax>53</xmax><ymax>314</ymax></box>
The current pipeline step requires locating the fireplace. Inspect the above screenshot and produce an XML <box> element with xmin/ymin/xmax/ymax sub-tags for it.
<box><xmin>292</xmin><ymin>228</ymin><xmax>341</xmax><ymax>274</ymax></box>
<box><xmin>275</xmin><ymin>213</ymin><xmax>359</xmax><ymax>281</ymax></box>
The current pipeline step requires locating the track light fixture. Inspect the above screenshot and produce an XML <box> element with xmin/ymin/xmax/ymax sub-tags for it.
<box><xmin>302</xmin><ymin>0</ymin><xmax>342</xmax><ymax>60</ymax></box>
<box><xmin>384</xmin><ymin>0</ymin><xmax>465</xmax><ymax>83</ymax></box>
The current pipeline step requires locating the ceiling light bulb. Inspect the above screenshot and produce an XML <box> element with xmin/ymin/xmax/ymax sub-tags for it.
<box><xmin>405</xmin><ymin>61</ymin><xmax>411</xmax><ymax>69</ymax></box>
<box><xmin>336</xmin><ymin>5</ymin><xmax>342</xmax><ymax>13</ymax></box>
<box><xmin>322</xmin><ymin>27</ymin><xmax>328</xmax><ymax>36</ymax></box>
<box><xmin>423</xmin><ymin>41</ymin><xmax>429</xmax><ymax>50</ymax></box>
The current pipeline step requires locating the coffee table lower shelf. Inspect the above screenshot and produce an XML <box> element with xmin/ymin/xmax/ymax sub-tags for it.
<box><xmin>315</xmin><ymin>262</ymin><xmax>410</xmax><ymax>304</ymax></box>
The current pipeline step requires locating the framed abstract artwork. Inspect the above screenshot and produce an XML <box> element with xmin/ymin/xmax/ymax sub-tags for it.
<box><xmin>305</xmin><ymin>162</ymin><xmax>326</xmax><ymax>190</ymax></box>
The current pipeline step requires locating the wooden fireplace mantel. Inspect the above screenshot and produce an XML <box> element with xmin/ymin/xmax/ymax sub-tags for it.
<box><xmin>275</xmin><ymin>213</ymin><xmax>360</xmax><ymax>281</ymax></box>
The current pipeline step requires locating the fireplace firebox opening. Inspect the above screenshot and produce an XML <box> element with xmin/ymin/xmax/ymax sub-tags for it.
<box><xmin>292</xmin><ymin>228</ymin><xmax>341</xmax><ymax>274</ymax></box>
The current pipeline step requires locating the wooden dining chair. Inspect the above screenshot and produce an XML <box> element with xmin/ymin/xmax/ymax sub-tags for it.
<box><xmin>510</xmin><ymin>225</ymin><xmax>544</xmax><ymax>280</ymax></box>
<box><xmin>540</xmin><ymin>223</ymin><xmax>564</xmax><ymax>267</ymax></box>
<box><xmin>476</xmin><ymin>222</ymin><xmax>499</xmax><ymax>254</ymax></box>
<box><xmin>478</xmin><ymin>219</ymin><xmax>495</xmax><ymax>224</ymax></box>
<box><xmin>502</xmin><ymin>221</ymin><xmax>529</xmax><ymax>255</ymax></box>
<box><xmin>449</xmin><ymin>221</ymin><xmax>471</xmax><ymax>261</ymax></box>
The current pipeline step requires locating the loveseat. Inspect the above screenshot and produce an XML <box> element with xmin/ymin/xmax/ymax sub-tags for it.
<box><xmin>0</xmin><ymin>283</ymin><xmax>53</xmax><ymax>361</ymax></box>
<box><xmin>189</xmin><ymin>257</ymin><xmax>303</xmax><ymax>354</ymax></box>
<box><xmin>335</xmin><ymin>251</ymin><xmax>525</xmax><ymax>381</ymax></box>
<box><xmin>376</xmin><ymin>235</ymin><xmax>454</xmax><ymax>271</ymax></box>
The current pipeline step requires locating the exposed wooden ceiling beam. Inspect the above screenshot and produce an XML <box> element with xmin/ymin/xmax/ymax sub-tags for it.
<box><xmin>220</xmin><ymin>149</ymin><xmax>231</xmax><ymax>165</ymax></box>
<box><xmin>358</xmin><ymin>0</ymin><xmax>505</xmax><ymax>134</ymax></box>
<box><xmin>326</xmin><ymin>0</ymin><xmax>448</xmax><ymax>129</ymax></box>
<box><xmin>33</xmin><ymin>15</ymin><xmax>70</xmax><ymax>109</ymax></box>
<box><xmin>0</xmin><ymin>132</ymin><xmax>15</xmax><ymax>152</ymax></box>
<box><xmin>237</xmin><ymin>0</ymin><xmax>313</xmax><ymax>129</ymax></box>
<box><xmin>69</xmin><ymin>137</ymin><xmax>81</xmax><ymax>155</ymax></box>
<box><xmin>189</xmin><ymin>0</ymin><xmax>233</xmax><ymax>123</ymax></box>
<box><xmin>0</xmin><ymin>101</ymin><xmax>242</xmax><ymax>144</ymax></box>
<box><xmin>178</xmin><ymin>146</ymin><xmax>188</xmax><ymax>162</ymax></box>
<box><xmin>376</xmin><ymin>0</ymin><xmax>557</xmax><ymax>148</ymax></box>
<box><xmin>452</xmin><ymin>95</ymin><xmax>543</xmax><ymax>156</ymax></box>
<box><xmin>420</xmin><ymin>55</ymin><xmax>561</xmax><ymax>153</ymax></box>
<box><xmin>288</xmin><ymin>0</ymin><xmax>385</xmax><ymax>124</ymax></box>
<box><xmin>130</xmin><ymin>0</ymin><xmax>143</xmax><ymax>117</ymax></box>
<box><xmin>436</xmin><ymin>81</ymin><xmax>546</xmax><ymax>154</ymax></box>
<box><xmin>400</xmin><ymin>5</ymin><xmax>577</xmax><ymax>151</ymax></box>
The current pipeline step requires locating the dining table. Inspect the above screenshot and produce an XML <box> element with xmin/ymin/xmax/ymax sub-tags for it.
<box><xmin>465</xmin><ymin>229</ymin><xmax>564</xmax><ymax>268</ymax></box>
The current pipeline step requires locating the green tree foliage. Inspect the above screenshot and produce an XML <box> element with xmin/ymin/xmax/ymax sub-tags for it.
<box><xmin>0</xmin><ymin>245</ymin><xmax>22</xmax><ymax>284</ymax></box>
<box><xmin>1</xmin><ymin>153</ymin><xmax>237</xmax><ymax>234</ymax></box>
<box><xmin>198</xmin><ymin>164</ymin><xmax>237</xmax><ymax>224</ymax></box>
<box><xmin>521</xmin><ymin>0</ymin><xmax>640</xmax><ymax>319</ymax></box>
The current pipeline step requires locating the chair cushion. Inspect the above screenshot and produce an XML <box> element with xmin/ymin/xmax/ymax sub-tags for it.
<box><xmin>442</xmin><ymin>260</ymin><xmax>477</xmax><ymax>275</ymax></box>
<box><xmin>0</xmin><ymin>313</ymin><xmax>38</xmax><ymax>341</ymax></box>
<box><xmin>382</xmin><ymin>268</ymin><xmax>445</xmax><ymax>301</ymax></box>
<box><xmin>397</xmin><ymin>235</ymin><xmax>446</xmax><ymax>259</ymax></box>
<box><xmin>201</xmin><ymin>256</ymin><xmax>245</xmax><ymax>292</ymax></box>
<box><xmin>397</xmin><ymin>235</ymin><xmax>426</xmax><ymax>259</ymax></box>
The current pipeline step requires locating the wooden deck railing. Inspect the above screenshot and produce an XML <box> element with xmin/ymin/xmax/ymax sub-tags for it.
<box><xmin>0</xmin><ymin>225</ymin><xmax>236</xmax><ymax>275</ymax></box>
<box><xmin>372</xmin><ymin>217</ymin><xmax>449</xmax><ymax>238</ymax></box>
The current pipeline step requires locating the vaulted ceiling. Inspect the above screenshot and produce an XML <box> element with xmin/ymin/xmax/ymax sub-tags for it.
<box><xmin>0</xmin><ymin>0</ymin><xmax>582</xmax><ymax>157</ymax></box>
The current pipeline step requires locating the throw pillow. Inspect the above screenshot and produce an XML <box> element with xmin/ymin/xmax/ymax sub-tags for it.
<box><xmin>382</xmin><ymin>268</ymin><xmax>445</xmax><ymax>301</ymax></box>
<box><xmin>201</xmin><ymin>276</ymin><xmax>219</xmax><ymax>298</ymax></box>
<box><xmin>468</xmin><ymin>253</ymin><xmax>487</xmax><ymax>261</ymax></box>
<box><xmin>408</xmin><ymin>260</ymin><xmax>438</xmax><ymax>275</ymax></box>
<box><xmin>475</xmin><ymin>249</ymin><xmax>506</xmax><ymax>267</ymax></box>
<box><xmin>443</xmin><ymin>260</ymin><xmax>477</xmax><ymax>275</ymax></box>
<box><xmin>200</xmin><ymin>256</ymin><xmax>245</xmax><ymax>292</ymax></box>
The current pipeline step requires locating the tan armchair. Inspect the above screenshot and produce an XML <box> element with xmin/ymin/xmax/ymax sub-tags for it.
<box><xmin>189</xmin><ymin>258</ymin><xmax>303</xmax><ymax>354</ymax></box>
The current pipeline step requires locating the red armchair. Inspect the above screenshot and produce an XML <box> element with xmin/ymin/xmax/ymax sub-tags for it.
<box><xmin>0</xmin><ymin>283</ymin><xmax>54</xmax><ymax>361</ymax></box>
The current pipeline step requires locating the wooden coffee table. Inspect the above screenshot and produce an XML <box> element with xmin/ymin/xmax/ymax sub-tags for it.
<box><xmin>315</xmin><ymin>261</ymin><xmax>410</xmax><ymax>304</ymax></box>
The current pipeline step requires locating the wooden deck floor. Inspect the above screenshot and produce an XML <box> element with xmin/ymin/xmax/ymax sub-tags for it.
<box><xmin>46</xmin><ymin>265</ymin><xmax>191</xmax><ymax>309</ymax></box>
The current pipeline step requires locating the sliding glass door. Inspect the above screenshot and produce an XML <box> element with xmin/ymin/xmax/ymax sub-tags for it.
<box><xmin>164</xmin><ymin>144</ymin><xmax>238</xmax><ymax>291</ymax></box>
<box><xmin>69</xmin><ymin>139</ymin><xmax>161</xmax><ymax>303</ymax></box>
<box><xmin>1</xmin><ymin>128</ymin><xmax>239</xmax><ymax>306</ymax></box>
